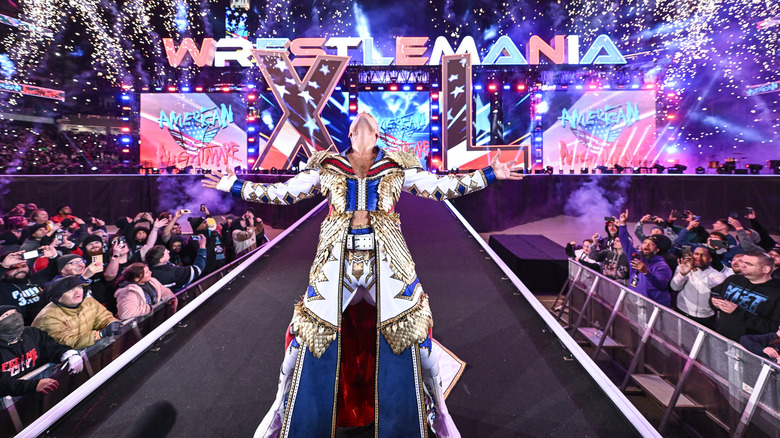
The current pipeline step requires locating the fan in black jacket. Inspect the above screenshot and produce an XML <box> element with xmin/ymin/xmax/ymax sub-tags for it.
<box><xmin>0</xmin><ymin>305</ymin><xmax>84</xmax><ymax>397</ymax></box>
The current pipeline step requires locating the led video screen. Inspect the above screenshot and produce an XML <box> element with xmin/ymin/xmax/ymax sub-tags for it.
<box><xmin>541</xmin><ymin>90</ymin><xmax>657</xmax><ymax>172</ymax></box>
<box><xmin>140</xmin><ymin>93</ymin><xmax>247</xmax><ymax>172</ymax></box>
<box><xmin>472</xmin><ymin>88</ymin><xmax>532</xmax><ymax>148</ymax></box>
<box><xmin>357</xmin><ymin>91</ymin><xmax>431</xmax><ymax>168</ymax></box>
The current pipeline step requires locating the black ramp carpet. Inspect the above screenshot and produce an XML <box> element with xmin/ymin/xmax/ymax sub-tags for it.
<box><xmin>48</xmin><ymin>193</ymin><xmax>639</xmax><ymax>437</ymax></box>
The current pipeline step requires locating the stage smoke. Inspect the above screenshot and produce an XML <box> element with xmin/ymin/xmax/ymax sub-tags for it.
<box><xmin>156</xmin><ymin>175</ymin><xmax>236</xmax><ymax>224</ymax></box>
<box><xmin>564</xmin><ymin>177</ymin><xmax>629</xmax><ymax>228</ymax></box>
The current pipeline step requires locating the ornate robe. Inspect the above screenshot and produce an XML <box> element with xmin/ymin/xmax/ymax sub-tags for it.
<box><xmin>229</xmin><ymin>149</ymin><xmax>495</xmax><ymax>437</ymax></box>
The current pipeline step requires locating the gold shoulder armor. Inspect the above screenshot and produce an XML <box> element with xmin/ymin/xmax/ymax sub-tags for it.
<box><xmin>304</xmin><ymin>150</ymin><xmax>334</xmax><ymax>170</ymax></box>
<box><xmin>385</xmin><ymin>150</ymin><xmax>422</xmax><ymax>169</ymax></box>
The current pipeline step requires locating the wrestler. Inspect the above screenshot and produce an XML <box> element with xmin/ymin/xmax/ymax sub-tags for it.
<box><xmin>203</xmin><ymin>112</ymin><xmax>523</xmax><ymax>437</ymax></box>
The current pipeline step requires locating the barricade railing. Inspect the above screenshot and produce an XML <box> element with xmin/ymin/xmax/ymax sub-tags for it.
<box><xmin>0</xmin><ymin>240</ymin><xmax>270</xmax><ymax>436</ymax></box>
<box><xmin>559</xmin><ymin>260</ymin><xmax>780</xmax><ymax>438</ymax></box>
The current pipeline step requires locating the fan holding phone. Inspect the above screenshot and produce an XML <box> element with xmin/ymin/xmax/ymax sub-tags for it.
<box><xmin>616</xmin><ymin>209</ymin><xmax>673</xmax><ymax>306</ymax></box>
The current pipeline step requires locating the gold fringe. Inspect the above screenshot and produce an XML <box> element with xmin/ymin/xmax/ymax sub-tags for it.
<box><xmin>291</xmin><ymin>302</ymin><xmax>337</xmax><ymax>358</ymax></box>
<box><xmin>308</xmin><ymin>214</ymin><xmax>350</xmax><ymax>284</ymax></box>
<box><xmin>371</xmin><ymin>212</ymin><xmax>417</xmax><ymax>285</ymax></box>
<box><xmin>385</xmin><ymin>150</ymin><xmax>423</xmax><ymax>169</ymax></box>
<box><xmin>305</xmin><ymin>150</ymin><xmax>333</xmax><ymax>170</ymax></box>
<box><xmin>380</xmin><ymin>294</ymin><xmax>433</xmax><ymax>355</ymax></box>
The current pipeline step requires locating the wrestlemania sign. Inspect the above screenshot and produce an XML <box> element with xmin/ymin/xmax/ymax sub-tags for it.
<box><xmin>163</xmin><ymin>34</ymin><xmax>627</xmax><ymax>68</ymax></box>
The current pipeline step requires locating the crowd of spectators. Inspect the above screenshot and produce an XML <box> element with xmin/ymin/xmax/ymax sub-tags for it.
<box><xmin>566</xmin><ymin>208</ymin><xmax>780</xmax><ymax>364</ymax></box>
<box><xmin>0</xmin><ymin>201</ymin><xmax>267</xmax><ymax>397</ymax></box>
<box><xmin>0</xmin><ymin>123</ymin><xmax>129</xmax><ymax>174</ymax></box>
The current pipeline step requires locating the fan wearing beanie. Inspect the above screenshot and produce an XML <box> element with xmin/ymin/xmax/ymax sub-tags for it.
<box><xmin>0</xmin><ymin>304</ymin><xmax>84</xmax><ymax>397</ymax></box>
<box><xmin>31</xmin><ymin>276</ymin><xmax>120</xmax><ymax>349</ymax></box>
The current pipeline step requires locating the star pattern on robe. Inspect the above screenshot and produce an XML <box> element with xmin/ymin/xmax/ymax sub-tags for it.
<box><xmin>274</xmin><ymin>58</ymin><xmax>287</xmax><ymax>72</ymax></box>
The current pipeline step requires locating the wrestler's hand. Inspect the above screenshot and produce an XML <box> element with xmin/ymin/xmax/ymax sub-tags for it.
<box><xmin>490</xmin><ymin>150</ymin><xmax>524</xmax><ymax>180</ymax></box>
<box><xmin>202</xmin><ymin>166</ymin><xmax>236</xmax><ymax>190</ymax></box>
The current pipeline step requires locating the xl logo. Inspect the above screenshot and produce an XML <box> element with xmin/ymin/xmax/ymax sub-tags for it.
<box><xmin>250</xmin><ymin>50</ymin><xmax>348</xmax><ymax>168</ymax></box>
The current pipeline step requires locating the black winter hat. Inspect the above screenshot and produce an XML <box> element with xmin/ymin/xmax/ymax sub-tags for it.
<box><xmin>645</xmin><ymin>234</ymin><xmax>672</xmax><ymax>253</ymax></box>
<box><xmin>188</xmin><ymin>217</ymin><xmax>205</xmax><ymax>231</ymax></box>
<box><xmin>45</xmin><ymin>276</ymin><xmax>88</xmax><ymax>304</ymax></box>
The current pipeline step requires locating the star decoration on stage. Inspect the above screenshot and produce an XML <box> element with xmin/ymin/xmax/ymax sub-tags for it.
<box><xmin>251</xmin><ymin>50</ymin><xmax>350</xmax><ymax>169</ymax></box>
<box><xmin>448</xmin><ymin>74</ymin><xmax>458</xmax><ymax>82</ymax></box>
<box><xmin>303</xmin><ymin>116</ymin><xmax>319</xmax><ymax>131</ymax></box>
<box><xmin>451</xmin><ymin>85</ymin><xmax>464</xmax><ymax>99</ymax></box>
<box><xmin>275</xmin><ymin>84</ymin><xmax>289</xmax><ymax>97</ymax></box>
<box><xmin>299</xmin><ymin>90</ymin><xmax>314</xmax><ymax>105</ymax></box>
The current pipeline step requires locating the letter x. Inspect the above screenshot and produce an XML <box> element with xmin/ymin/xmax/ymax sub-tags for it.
<box><xmin>251</xmin><ymin>50</ymin><xmax>349</xmax><ymax>168</ymax></box>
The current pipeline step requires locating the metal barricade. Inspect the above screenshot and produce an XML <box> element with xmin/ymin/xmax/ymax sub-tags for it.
<box><xmin>560</xmin><ymin>260</ymin><xmax>780</xmax><ymax>437</ymax></box>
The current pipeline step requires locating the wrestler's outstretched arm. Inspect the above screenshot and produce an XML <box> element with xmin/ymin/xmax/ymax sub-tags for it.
<box><xmin>401</xmin><ymin>149</ymin><xmax>523</xmax><ymax>200</ymax></box>
<box><xmin>203</xmin><ymin>165</ymin><xmax>322</xmax><ymax>205</ymax></box>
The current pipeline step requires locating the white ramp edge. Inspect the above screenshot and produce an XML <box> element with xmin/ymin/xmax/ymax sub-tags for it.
<box><xmin>444</xmin><ymin>200</ymin><xmax>661</xmax><ymax>438</ymax></box>
<box><xmin>17</xmin><ymin>200</ymin><xmax>328</xmax><ymax>438</ymax></box>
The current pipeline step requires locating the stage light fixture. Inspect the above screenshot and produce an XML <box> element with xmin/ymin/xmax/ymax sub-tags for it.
<box><xmin>768</xmin><ymin>160</ymin><xmax>780</xmax><ymax>174</ymax></box>
<box><xmin>614</xmin><ymin>164</ymin><xmax>625</xmax><ymax>174</ymax></box>
<box><xmin>652</xmin><ymin>163</ymin><xmax>665</xmax><ymax>173</ymax></box>
<box><xmin>667</xmin><ymin>164</ymin><xmax>687</xmax><ymax>174</ymax></box>
<box><xmin>632</xmin><ymin>167</ymin><xmax>641</xmax><ymax>173</ymax></box>
<box><xmin>595</xmin><ymin>165</ymin><xmax>609</xmax><ymax>173</ymax></box>
<box><xmin>746</xmin><ymin>164</ymin><xmax>763</xmax><ymax>174</ymax></box>
<box><xmin>181</xmin><ymin>87</ymin><xmax>190</xmax><ymax>92</ymax></box>
<box><xmin>487</xmin><ymin>84</ymin><xmax>497</xmax><ymax>91</ymax></box>
<box><xmin>503</xmin><ymin>85</ymin><xmax>510</xmax><ymax>90</ymax></box>
<box><xmin>545</xmin><ymin>166</ymin><xmax>553</xmax><ymax>174</ymax></box>
<box><xmin>695</xmin><ymin>167</ymin><xmax>705</xmax><ymax>174</ymax></box>
<box><xmin>167</xmin><ymin>86</ymin><xmax>176</xmax><ymax>92</ymax></box>
<box><xmin>389</xmin><ymin>85</ymin><xmax>398</xmax><ymax>91</ymax></box>
<box><xmin>517</xmin><ymin>84</ymin><xmax>526</xmax><ymax>91</ymax></box>
<box><xmin>195</xmin><ymin>87</ymin><xmax>203</xmax><ymax>92</ymax></box>
<box><xmin>581</xmin><ymin>167</ymin><xmax>589</xmax><ymax>174</ymax></box>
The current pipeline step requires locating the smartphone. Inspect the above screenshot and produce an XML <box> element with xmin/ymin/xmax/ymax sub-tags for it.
<box><xmin>117</xmin><ymin>236</ymin><xmax>126</xmax><ymax>245</ymax></box>
<box><xmin>650</xmin><ymin>216</ymin><xmax>658</xmax><ymax>221</ymax></box>
<box><xmin>22</xmin><ymin>249</ymin><xmax>43</xmax><ymax>260</ymax></box>
<box><xmin>200</xmin><ymin>204</ymin><xmax>206</xmax><ymax>212</ymax></box>
<box><xmin>745</xmin><ymin>207</ymin><xmax>754</xmax><ymax>215</ymax></box>
<box><xmin>681</xmin><ymin>245</ymin><xmax>692</xmax><ymax>258</ymax></box>
<box><xmin>631</xmin><ymin>253</ymin><xmax>639</xmax><ymax>261</ymax></box>
<box><xmin>711</xmin><ymin>239</ymin><xmax>726</xmax><ymax>249</ymax></box>
<box><xmin>604</xmin><ymin>216</ymin><xmax>615</xmax><ymax>222</ymax></box>
<box><xmin>693</xmin><ymin>215</ymin><xmax>701</xmax><ymax>221</ymax></box>
<box><xmin>191</xmin><ymin>235</ymin><xmax>199</xmax><ymax>241</ymax></box>
<box><xmin>92</xmin><ymin>254</ymin><xmax>104</xmax><ymax>266</ymax></box>
<box><xmin>181</xmin><ymin>209</ymin><xmax>191</xmax><ymax>214</ymax></box>
<box><xmin>729</xmin><ymin>212</ymin><xmax>739</xmax><ymax>219</ymax></box>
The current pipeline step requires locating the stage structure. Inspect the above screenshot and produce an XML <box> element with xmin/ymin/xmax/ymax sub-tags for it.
<box><xmin>132</xmin><ymin>33</ymin><xmax>677</xmax><ymax>175</ymax></box>
<box><xmin>139</xmin><ymin>93</ymin><xmax>247</xmax><ymax>172</ymax></box>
